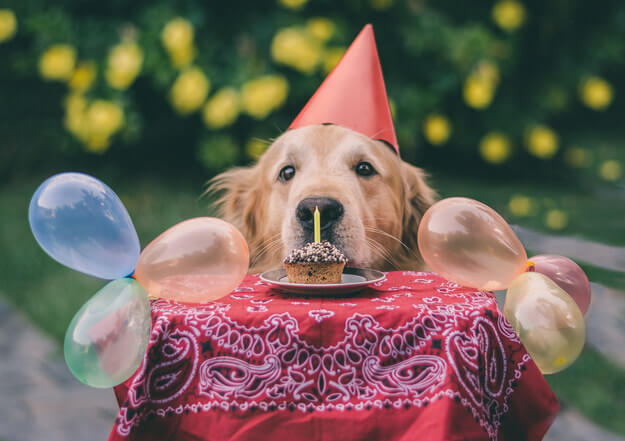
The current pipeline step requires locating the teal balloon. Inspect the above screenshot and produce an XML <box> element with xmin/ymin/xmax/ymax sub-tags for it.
<box><xmin>29</xmin><ymin>172</ymin><xmax>140</xmax><ymax>279</ymax></box>
<box><xmin>64</xmin><ymin>278</ymin><xmax>151</xmax><ymax>388</ymax></box>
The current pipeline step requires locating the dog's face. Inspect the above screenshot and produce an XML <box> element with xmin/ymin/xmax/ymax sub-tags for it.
<box><xmin>211</xmin><ymin>124</ymin><xmax>436</xmax><ymax>273</ymax></box>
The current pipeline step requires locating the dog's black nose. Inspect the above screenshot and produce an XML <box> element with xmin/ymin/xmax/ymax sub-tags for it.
<box><xmin>296</xmin><ymin>197</ymin><xmax>344</xmax><ymax>231</ymax></box>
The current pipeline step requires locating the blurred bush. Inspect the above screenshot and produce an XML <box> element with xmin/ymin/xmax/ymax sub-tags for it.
<box><xmin>0</xmin><ymin>0</ymin><xmax>624</xmax><ymax>181</ymax></box>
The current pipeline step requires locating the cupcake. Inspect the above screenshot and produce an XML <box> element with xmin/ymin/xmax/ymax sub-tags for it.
<box><xmin>283</xmin><ymin>241</ymin><xmax>347</xmax><ymax>284</ymax></box>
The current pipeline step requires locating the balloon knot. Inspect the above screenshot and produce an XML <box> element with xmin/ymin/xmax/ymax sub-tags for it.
<box><xmin>525</xmin><ymin>260</ymin><xmax>535</xmax><ymax>272</ymax></box>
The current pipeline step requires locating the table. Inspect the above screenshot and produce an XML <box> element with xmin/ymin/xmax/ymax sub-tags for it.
<box><xmin>108</xmin><ymin>271</ymin><xmax>559</xmax><ymax>441</ymax></box>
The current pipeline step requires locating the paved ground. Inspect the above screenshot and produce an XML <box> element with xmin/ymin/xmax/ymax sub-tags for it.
<box><xmin>586</xmin><ymin>283</ymin><xmax>625</xmax><ymax>366</ymax></box>
<box><xmin>545</xmin><ymin>407</ymin><xmax>625</xmax><ymax>441</ymax></box>
<box><xmin>0</xmin><ymin>298</ymin><xmax>115</xmax><ymax>441</ymax></box>
<box><xmin>512</xmin><ymin>225</ymin><xmax>625</xmax><ymax>272</ymax></box>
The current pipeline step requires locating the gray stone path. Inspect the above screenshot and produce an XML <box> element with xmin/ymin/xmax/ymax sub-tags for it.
<box><xmin>0</xmin><ymin>297</ymin><xmax>116</xmax><ymax>441</ymax></box>
<box><xmin>586</xmin><ymin>283</ymin><xmax>625</xmax><ymax>366</ymax></box>
<box><xmin>512</xmin><ymin>225</ymin><xmax>625</xmax><ymax>272</ymax></box>
<box><xmin>545</xmin><ymin>408</ymin><xmax>625</xmax><ymax>441</ymax></box>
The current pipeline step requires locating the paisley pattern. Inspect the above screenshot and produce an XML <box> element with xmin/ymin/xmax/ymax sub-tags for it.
<box><xmin>111</xmin><ymin>272</ymin><xmax>550</xmax><ymax>440</ymax></box>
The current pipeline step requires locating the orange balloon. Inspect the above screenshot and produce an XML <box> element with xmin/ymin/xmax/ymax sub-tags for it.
<box><xmin>417</xmin><ymin>197</ymin><xmax>527</xmax><ymax>290</ymax></box>
<box><xmin>134</xmin><ymin>218</ymin><xmax>249</xmax><ymax>303</ymax></box>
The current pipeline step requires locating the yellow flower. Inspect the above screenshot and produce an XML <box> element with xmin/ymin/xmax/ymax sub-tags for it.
<box><xmin>463</xmin><ymin>75</ymin><xmax>495</xmax><ymax>109</ymax></box>
<box><xmin>0</xmin><ymin>9</ymin><xmax>17</xmax><ymax>43</ymax></box>
<box><xmin>564</xmin><ymin>146</ymin><xmax>591</xmax><ymax>168</ymax></box>
<box><xmin>63</xmin><ymin>95</ymin><xmax>124</xmax><ymax>152</ymax></box>
<box><xmin>170</xmin><ymin>67</ymin><xmax>210</xmax><ymax>115</ymax></box>
<box><xmin>84</xmin><ymin>133</ymin><xmax>112</xmax><ymax>153</ymax></box>
<box><xmin>64</xmin><ymin>94</ymin><xmax>89</xmax><ymax>139</ymax></box>
<box><xmin>545</xmin><ymin>209</ymin><xmax>568</xmax><ymax>230</ymax></box>
<box><xmin>278</xmin><ymin>0</ymin><xmax>307</xmax><ymax>10</ymax></box>
<box><xmin>508</xmin><ymin>195</ymin><xmax>534</xmax><ymax>217</ymax></box>
<box><xmin>322</xmin><ymin>46</ymin><xmax>346</xmax><ymax>74</ymax></box>
<box><xmin>306</xmin><ymin>18</ymin><xmax>335</xmax><ymax>42</ymax></box>
<box><xmin>370</xmin><ymin>0</ymin><xmax>394</xmax><ymax>10</ymax></box>
<box><xmin>202</xmin><ymin>87</ymin><xmax>240</xmax><ymax>129</ymax></box>
<box><xmin>161</xmin><ymin>18</ymin><xmax>194</xmax><ymax>53</ymax></box>
<box><xmin>422</xmin><ymin>114</ymin><xmax>451</xmax><ymax>146</ymax></box>
<box><xmin>246</xmin><ymin>138</ymin><xmax>269</xmax><ymax>160</ymax></box>
<box><xmin>68</xmin><ymin>61</ymin><xmax>97</xmax><ymax>92</ymax></box>
<box><xmin>161</xmin><ymin>18</ymin><xmax>196</xmax><ymax>68</ymax></box>
<box><xmin>39</xmin><ymin>44</ymin><xmax>76</xmax><ymax>81</ymax></box>
<box><xmin>241</xmin><ymin>75</ymin><xmax>289</xmax><ymax>119</ymax></box>
<box><xmin>169</xmin><ymin>44</ymin><xmax>196</xmax><ymax>69</ymax></box>
<box><xmin>271</xmin><ymin>27</ymin><xmax>322</xmax><ymax>74</ymax></box>
<box><xmin>492</xmin><ymin>0</ymin><xmax>526</xmax><ymax>32</ymax></box>
<box><xmin>86</xmin><ymin>100</ymin><xmax>124</xmax><ymax>137</ymax></box>
<box><xmin>579</xmin><ymin>76</ymin><xmax>614</xmax><ymax>111</ymax></box>
<box><xmin>480</xmin><ymin>132</ymin><xmax>512</xmax><ymax>164</ymax></box>
<box><xmin>599</xmin><ymin>160</ymin><xmax>622</xmax><ymax>182</ymax></box>
<box><xmin>65</xmin><ymin>93</ymin><xmax>87</xmax><ymax>113</ymax></box>
<box><xmin>526</xmin><ymin>125</ymin><xmax>559</xmax><ymax>159</ymax></box>
<box><xmin>105</xmin><ymin>43</ymin><xmax>143</xmax><ymax>90</ymax></box>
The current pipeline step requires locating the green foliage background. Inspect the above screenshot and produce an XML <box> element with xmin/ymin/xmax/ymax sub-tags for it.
<box><xmin>1</xmin><ymin>0</ymin><xmax>624</xmax><ymax>184</ymax></box>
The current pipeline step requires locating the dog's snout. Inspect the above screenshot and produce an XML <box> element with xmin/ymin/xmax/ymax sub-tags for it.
<box><xmin>296</xmin><ymin>197</ymin><xmax>344</xmax><ymax>231</ymax></box>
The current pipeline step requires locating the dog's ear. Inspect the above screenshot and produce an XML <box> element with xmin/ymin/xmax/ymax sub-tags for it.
<box><xmin>399</xmin><ymin>161</ymin><xmax>437</xmax><ymax>262</ymax></box>
<box><xmin>206</xmin><ymin>166</ymin><xmax>264</xmax><ymax>240</ymax></box>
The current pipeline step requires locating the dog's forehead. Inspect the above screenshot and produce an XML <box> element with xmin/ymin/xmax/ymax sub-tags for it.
<box><xmin>271</xmin><ymin>125</ymin><xmax>388</xmax><ymax>164</ymax></box>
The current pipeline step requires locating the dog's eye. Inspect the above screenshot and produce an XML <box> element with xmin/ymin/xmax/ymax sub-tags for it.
<box><xmin>355</xmin><ymin>161</ymin><xmax>376</xmax><ymax>177</ymax></box>
<box><xmin>278</xmin><ymin>165</ymin><xmax>296</xmax><ymax>182</ymax></box>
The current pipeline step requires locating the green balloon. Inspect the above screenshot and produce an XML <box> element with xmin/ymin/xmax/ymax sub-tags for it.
<box><xmin>64</xmin><ymin>278</ymin><xmax>151</xmax><ymax>388</ymax></box>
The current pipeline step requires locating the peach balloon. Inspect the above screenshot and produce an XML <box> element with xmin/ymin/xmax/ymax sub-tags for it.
<box><xmin>417</xmin><ymin>197</ymin><xmax>527</xmax><ymax>291</ymax></box>
<box><xmin>134</xmin><ymin>218</ymin><xmax>249</xmax><ymax>303</ymax></box>
<box><xmin>530</xmin><ymin>254</ymin><xmax>591</xmax><ymax>316</ymax></box>
<box><xmin>503</xmin><ymin>272</ymin><xmax>585</xmax><ymax>374</ymax></box>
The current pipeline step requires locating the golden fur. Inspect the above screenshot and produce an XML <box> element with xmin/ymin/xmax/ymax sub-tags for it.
<box><xmin>208</xmin><ymin>124</ymin><xmax>436</xmax><ymax>273</ymax></box>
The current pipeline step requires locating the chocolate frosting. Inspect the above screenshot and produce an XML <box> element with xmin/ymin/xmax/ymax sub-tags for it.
<box><xmin>284</xmin><ymin>241</ymin><xmax>348</xmax><ymax>264</ymax></box>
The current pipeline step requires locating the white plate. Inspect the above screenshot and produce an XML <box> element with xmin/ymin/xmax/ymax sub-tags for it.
<box><xmin>259</xmin><ymin>267</ymin><xmax>385</xmax><ymax>295</ymax></box>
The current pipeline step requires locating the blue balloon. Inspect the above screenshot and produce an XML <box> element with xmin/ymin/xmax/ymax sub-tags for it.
<box><xmin>29</xmin><ymin>172</ymin><xmax>140</xmax><ymax>279</ymax></box>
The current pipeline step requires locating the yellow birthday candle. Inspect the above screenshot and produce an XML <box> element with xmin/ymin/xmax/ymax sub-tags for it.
<box><xmin>314</xmin><ymin>206</ymin><xmax>321</xmax><ymax>243</ymax></box>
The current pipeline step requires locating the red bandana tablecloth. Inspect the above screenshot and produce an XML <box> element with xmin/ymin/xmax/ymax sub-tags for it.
<box><xmin>108</xmin><ymin>271</ymin><xmax>558</xmax><ymax>441</ymax></box>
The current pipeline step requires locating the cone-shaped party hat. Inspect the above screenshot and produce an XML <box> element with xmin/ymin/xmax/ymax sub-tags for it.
<box><xmin>289</xmin><ymin>24</ymin><xmax>398</xmax><ymax>154</ymax></box>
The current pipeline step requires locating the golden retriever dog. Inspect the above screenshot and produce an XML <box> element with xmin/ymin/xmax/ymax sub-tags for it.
<box><xmin>209</xmin><ymin>124</ymin><xmax>436</xmax><ymax>273</ymax></box>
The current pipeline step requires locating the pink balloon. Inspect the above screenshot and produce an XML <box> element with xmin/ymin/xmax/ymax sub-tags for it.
<box><xmin>529</xmin><ymin>254</ymin><xmax>591</xmax><ymax>316</ymax></box>
<box><xmin>134</xmin><ymin>218</ymin><xmax>249</xmax><ymax>304</ymax></box>
<box><xmin>418</xmin><ymin>197</ymin><xmax>527</xmax><ymax>291</ymax></box>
